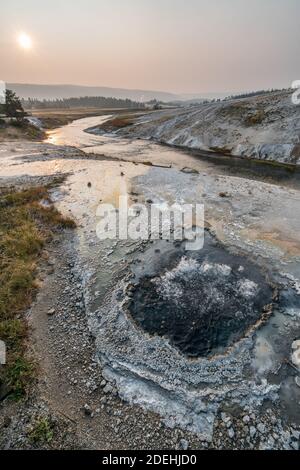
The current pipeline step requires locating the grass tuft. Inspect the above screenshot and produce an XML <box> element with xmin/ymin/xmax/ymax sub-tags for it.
<box><xmin>29</xmin><ymin>417</ymin><xmax>54</xmax><ymax>444</ymax></box>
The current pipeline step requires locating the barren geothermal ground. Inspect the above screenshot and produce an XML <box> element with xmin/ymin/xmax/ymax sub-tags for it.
<box><xmin>105</xmin><ymin>90</ymin><xmax>300</xmax><ymax>166</ymax></box>
<box><xmin>1</xmin><ymin>95</ymin><xmax>300</xmax><ymax>450</ymax></box>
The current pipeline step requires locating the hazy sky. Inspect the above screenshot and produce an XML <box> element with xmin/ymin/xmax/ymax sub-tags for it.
<box><xmin>1</xmin><ymin>0</ymin><xmax>299</xmax><ymax>93</ymax></box>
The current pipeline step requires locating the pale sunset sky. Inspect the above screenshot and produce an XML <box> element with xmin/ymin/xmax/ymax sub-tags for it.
<box><xmin>1</xmin><ymin>0</ymin><xmax>299</xmax><ymax>93</ymax></box>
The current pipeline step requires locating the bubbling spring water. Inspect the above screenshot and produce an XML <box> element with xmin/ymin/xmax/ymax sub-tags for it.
<box><xmin>128</xmin><ymin>244</ymin><xmax>274</xmax><ymax>358</ymax></box>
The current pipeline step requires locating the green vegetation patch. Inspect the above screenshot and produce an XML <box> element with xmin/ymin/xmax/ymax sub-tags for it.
<box><xmin>28</xmin><ymin>416</ymin><xmax>54</xmax><ymax>444</ymax></box>
<box><xmin>0</xmin><ymin>184</ymin><xmax>75</xmax><ymax>399</ymax></box>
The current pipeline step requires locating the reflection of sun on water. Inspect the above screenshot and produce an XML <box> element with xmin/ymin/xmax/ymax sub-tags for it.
<box><xmin>46</xmin><ymin>131</ymin><xmax>59</xmax><ymax>145</ymax></box>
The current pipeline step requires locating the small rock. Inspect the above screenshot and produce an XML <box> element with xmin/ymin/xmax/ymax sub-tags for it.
<box><xmin>292</xmin><ymin>350</ymin><xmax>300</xmax><ymax>368</ymax></box>
<box><xmin>250</xmin><ymin>426</ymin><xmax>257</xmax><ymax>438</ymax></box>
<box><xmin>179</xmin><ymin>439</ymin><xmax>189</xmax><ymax>450</ymax></box>
<box><xmin>83</xmin><ymin>404</ymin><xmax>92</xmax><ymax>416</ymax></box>
<box><xmin>103</xmin><ymin>383</ymin><xmax>113</xmax><ymax>394</ymax></box>
<box><xmin>291</xmin><ymin>441</ymin><xmax>299</xmax><ymax>450</ymax></box>
<box><xmin>228</xmin><ymin>428</ymin><xmax>235</xmax><ymax>439</ymax></box>
<box><xmin>292</xmin><ymin>339</ymin><xmax>300</xmax><ymax>350</ymax></box>
<box><xmin>257</xmin><ymin>423</ymin><xmax>266</xmax><ymax>434</ymax></box>
<box><xmin>47</xmin><ymin>308</ymin><xmax>55</xmax><ymax>316</ymax></box>
<box><xmin>282</xmin><ymin>430</ymin><xmax>291</xmax><ymax>443</ymax></box>
<box><xmin>243</xmin><ymin>415</ymin><xmax>250</xmax><ymax>424</ymax></box>
<box><xmin>266</xmin><ymin>437</ymin><xmax>275</xmax><ymax>448</ymax></box>
<box><xmin>221</xmin><ymin>412</ymin><xmax>231</xmax><ymax>424</ymax></box>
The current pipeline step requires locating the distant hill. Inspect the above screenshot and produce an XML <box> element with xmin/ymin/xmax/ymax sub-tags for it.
<box><xmin>7</xmin><ymin>83</ymin><xmax>178</xmax><ymax>103</ymax></box>
<box><xmin>7</xmin><ymin>83</ymin><xmax>235</xmax><ymax>103</ymax></box>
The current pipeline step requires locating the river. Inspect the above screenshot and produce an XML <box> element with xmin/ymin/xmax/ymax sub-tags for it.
<box><xmin>46</xmin><ymin>114</ymin><xmax>300</xmax><ymax>190</ymax></box>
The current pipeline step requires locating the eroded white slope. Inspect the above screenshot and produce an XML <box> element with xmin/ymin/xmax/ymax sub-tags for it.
<box><xmin>120</xmin><ymin>91</ymin><xmax>300</xmax><ymax>165</ymax></box>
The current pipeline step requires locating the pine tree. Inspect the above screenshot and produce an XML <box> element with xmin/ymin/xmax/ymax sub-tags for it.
<box><xmin>5</xmin><ymin>90</ymin><xmax>26</xmax><ymax>120</ymax></box>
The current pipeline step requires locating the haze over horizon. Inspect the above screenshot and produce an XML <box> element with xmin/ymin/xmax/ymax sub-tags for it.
<box><xmin>1</xmin><ymin>0</ymin><xmax>300</xmax><ymax>95</ymax></box>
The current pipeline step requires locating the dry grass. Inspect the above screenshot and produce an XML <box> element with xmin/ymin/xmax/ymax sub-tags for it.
<box><xmin>217</xmin><ymin>103</ymin><xmax>266</xmax><ymax>127</ymax></box>
<box><xmin>244</xmin><ymin>109</ymin><xmax>266</xmax><ymax>126</ymax></box>
<box><xmin>98</xmin><ymin>115</ymin><xmax>136</xmax><ymax>132</ymax></box>
<box><xmin>29</xmin><ymin>107</ymin><xmax>144</xmax><ymax>130</ymax></box>
<box><xmin>0</xmin><ymin>185</ymin><xmax>75</xmax><ymax>399</ymax></box>
<box><xmin>0</xmin><ymin>121</ymin><xmax>45</xmax><ymax>142</ymax></box>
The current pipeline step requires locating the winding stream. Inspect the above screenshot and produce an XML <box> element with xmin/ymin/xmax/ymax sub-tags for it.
<box><xmin>46</xmin><ymin>114</ymin><xmax>300</xmax><ymax>190</ymax></box>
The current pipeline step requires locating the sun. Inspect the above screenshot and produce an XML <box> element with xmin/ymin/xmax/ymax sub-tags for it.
<box><xmin>18</xmin><ymin>33</ymin><xmax>33</xmax><ymax>50</ymax></box>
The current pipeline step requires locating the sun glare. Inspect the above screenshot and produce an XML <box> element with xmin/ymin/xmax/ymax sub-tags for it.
<box><xmin>18</xmin><ymin>33</ymin><xmax>33</xmax><ymax>50</ymax></box>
